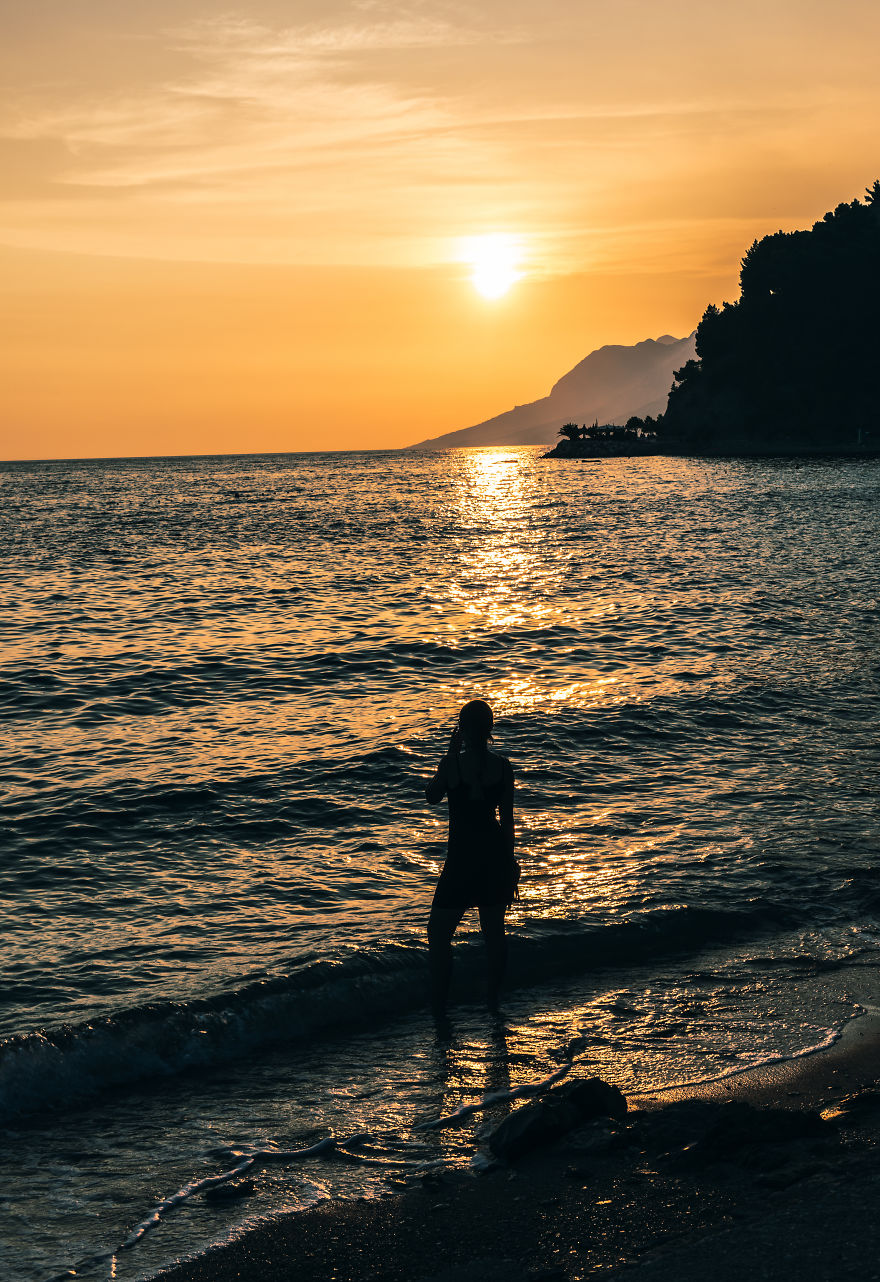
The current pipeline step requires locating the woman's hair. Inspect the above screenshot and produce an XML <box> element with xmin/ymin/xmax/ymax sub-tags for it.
<box><xmin>458</xmin><ymin>699</ymin><xmax>493</xmax><ymax>754</ymax></box>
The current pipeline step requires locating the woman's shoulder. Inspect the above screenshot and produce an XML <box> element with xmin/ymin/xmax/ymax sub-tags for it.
<box><xmin>487</xmin><ymin>750</ymin><xmax>514</xmax><ymax>777</ymax></box>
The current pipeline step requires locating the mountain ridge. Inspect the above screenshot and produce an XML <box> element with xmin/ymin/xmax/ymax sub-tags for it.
<box><xmin>408</xmin><ymin>332</ymin><xmax>696</xmax><ymax>449</ymax></box>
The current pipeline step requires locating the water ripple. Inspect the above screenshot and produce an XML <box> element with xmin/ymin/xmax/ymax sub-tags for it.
<box><xmin>1</xmin><ymin>449</ymin><xmax>879</xmax><ymax>1050</ymax></box>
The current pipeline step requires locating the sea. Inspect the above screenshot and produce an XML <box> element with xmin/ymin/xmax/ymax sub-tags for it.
<box><xmin>1</xmin><ymin>447</ymin><xmax>879</xmax><ymax>1281</ymax></box>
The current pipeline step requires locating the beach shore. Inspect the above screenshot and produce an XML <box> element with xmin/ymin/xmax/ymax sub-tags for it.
<box><xmin>153</xmin><ymin>969</ymin><xmax>880</xmax><ymax>1282</ymax></box>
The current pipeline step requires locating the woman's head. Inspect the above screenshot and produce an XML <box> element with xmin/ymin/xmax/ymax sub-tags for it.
<box><xmin>458</xmin><ymin>699</ymin><xmax>493</xmax><ymax>748</ymax></box>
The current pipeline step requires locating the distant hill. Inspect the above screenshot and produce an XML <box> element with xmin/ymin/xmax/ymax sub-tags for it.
<box><xmin>408</xmin><ymin>332</ymin><xmax>696</xmax><ymax>449</ymax></box>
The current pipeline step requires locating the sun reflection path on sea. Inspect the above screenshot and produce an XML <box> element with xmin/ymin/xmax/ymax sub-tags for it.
<box><xmin>423</xmin><ymin>448</ymin><xmax>635</xmax><ymax>731</ymax></box>
<box><xmin>446</xmin><ymin>450</ymin><xmax>553</xmax><ymax>632</ymax></box>
<box><xmin>411</xmin><ymin>449</ymin><xmax>684</xmax><ymax>933</ymax></box>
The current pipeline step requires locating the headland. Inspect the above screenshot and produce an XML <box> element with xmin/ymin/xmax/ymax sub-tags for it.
<box><xmin>547</xmin><ymin>180</ymin><xmax>880</xmax><ymax>460</ymax></box>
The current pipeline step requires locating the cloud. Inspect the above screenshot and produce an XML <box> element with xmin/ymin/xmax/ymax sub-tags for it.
<box><xmin>2</xmin><ymin>3</ymin><xmax>878</xmax><ymax>269</ymax></box>
<box><xmin>170</xmin><ymin>9</ymin><xmax>487</xmax><ymax>56</ymax></box>
<box><xmin>1</xmin><ymin>11</ymin><xmax>484</xmax><ymax>191</ymax></box>
<box><xmin>0</xmin><ymin>10</ymin><xmax>761</xmax><ymax>211</ymax></box>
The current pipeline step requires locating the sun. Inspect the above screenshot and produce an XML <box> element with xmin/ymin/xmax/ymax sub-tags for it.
<box><xmin>463</xmin><ymin>234</ymin><xmax>522</xmax><ymax>299</ymax></box>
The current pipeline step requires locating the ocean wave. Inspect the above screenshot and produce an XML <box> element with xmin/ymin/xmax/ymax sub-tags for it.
<box><xmin>0</xmin><ymin>944</ymin><xmax>426</xmax><ymax>1122</ymax></box>
<box><xmin>0</xmin><ymin>624</ymin><xmax>592</xmax><ymax>722</ymax></box>
<box><xmin>0</xmin><ymin>901</ymin><xmax>817</xmax><ymax>1123</ymax></box>
<box><xmin>1</xmin><ymin>670</ymin><xmax>868</xmax><ymax>838</ymax></box>
<box><xmin>0</xmin><ymin>746</ymin><xmax>413</xmax><ymax>854</ymax></box>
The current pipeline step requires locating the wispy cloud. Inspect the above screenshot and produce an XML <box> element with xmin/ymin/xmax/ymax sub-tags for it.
<box><xmin>171</xmin><ymin>9</ymin><xmax>488</xmax><ymax>57</ymax></box>
<box><xmin>3</xmin><ymin>11</ymin><xmax>489</xmax><ymax>189</ymax></box>
<box><xmin>0</xmin><ymin>7</ymin><xmax>539</xmax><ymax>267</ymax></box>
<box><xmin>2</xmin><ymin>3</ymin><xmax>878</xmax><ymax>268</ymax></box>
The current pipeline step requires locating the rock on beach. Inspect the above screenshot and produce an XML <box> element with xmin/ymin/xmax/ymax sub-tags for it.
<box><xmin>487</xmin><ymin>1076</ymin><xmax>628</xmax><ymax>1161</ymax></box>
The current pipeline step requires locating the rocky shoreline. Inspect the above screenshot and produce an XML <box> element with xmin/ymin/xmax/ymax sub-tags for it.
<box><xmin>543</xmin><ymin>440</ymin><xmax>659</xmax><ymax>459</ymax></box>
<box><xmin>543</xmin><ymin>441</ymin><xmax>880</xmax><ymax>460</ymax></box>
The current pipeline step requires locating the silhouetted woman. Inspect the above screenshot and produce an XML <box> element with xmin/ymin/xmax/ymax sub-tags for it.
<box><xmin>425</xmin><ymin>700</ymin><xmax>519</xmax><ymax>1013</ymax></box>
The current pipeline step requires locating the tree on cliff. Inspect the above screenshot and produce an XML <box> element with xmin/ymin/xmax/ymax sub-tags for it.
<box><xmin>661</xmin><ymin>181</ymin><xmax>880</xmax><ymax>449</ymax></box>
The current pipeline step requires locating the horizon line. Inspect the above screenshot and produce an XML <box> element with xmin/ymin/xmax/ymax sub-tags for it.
<box><xmin>0</xmin><ymin>445</ymin><xmax>548</xmax><ymax>466</ymax></box>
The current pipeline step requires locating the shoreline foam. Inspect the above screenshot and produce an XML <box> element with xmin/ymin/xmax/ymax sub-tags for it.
<box><xmin>151</xmin><ymin>979</ymin><xmax>880</xmax><ymax>1282</ymax></box>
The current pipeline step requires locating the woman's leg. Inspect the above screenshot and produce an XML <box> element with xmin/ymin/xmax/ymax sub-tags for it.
<box><xmin>428</xmin><ymin>904</ymin><xmax>467</xmax><ymax>1014</ymax></box>
<box><xmin>478</xmin><ymin>904</ymin><xmax>507</xmax><ymax>1009</ymax></box>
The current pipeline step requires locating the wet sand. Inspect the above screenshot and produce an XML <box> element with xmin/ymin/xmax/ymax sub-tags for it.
<box><xmin>153</xmin><ymin>997</ymin><xmax>880</xmax><ymax>1282</ymax></box>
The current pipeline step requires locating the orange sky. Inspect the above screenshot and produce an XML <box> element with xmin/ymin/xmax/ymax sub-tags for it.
<box><xmin>2</xmin><ymin>1</ymin><xmax>879</xmax><ymax>458</ymax></box>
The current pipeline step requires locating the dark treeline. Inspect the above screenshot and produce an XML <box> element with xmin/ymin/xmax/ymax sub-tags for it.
<box><xmin>547</xmin><ymin>418</ymin><xmax>661</xmax><ymax>457</ymax></box>
<box><xmin>558</xmin><ymin>419</ymin><xmax>657</xmax><ymax>444</ymax></box>
<box><xmin>662</xmin><ymin>180</ymin><xmax>880</xmax><ymax>450</ymax></box>
<box><xmin>555</xmin><ymin>181</ymin><xmax>880</xmax><ymax>456</ymax></box>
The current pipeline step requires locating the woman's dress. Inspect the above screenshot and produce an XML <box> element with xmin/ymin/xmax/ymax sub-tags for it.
<box><xmin>427</xmin><ymin>752</ymin><xmax>516</xmax><ymax>908</ymax></box>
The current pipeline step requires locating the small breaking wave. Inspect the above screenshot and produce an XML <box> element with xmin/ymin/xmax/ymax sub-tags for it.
<box><xmin>0</xmin><ymin>901</ymin><xmax>801</xmax><ymax>1123</ymax></box>
<box><xmin>0</xmin><ymin>944</ymin><xmax>427</xmax><ymax>1122</ymax></box>
<box><xmin>646</xmin><ymin>1013</ymin><xmax>856</xmax><ymax>1096</ymax></box>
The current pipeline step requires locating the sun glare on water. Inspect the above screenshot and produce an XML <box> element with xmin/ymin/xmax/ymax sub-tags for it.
<box><xmin>463</xmin><ymin>234</ymin><xmax>522</xmax><ymax>299</ymax></box>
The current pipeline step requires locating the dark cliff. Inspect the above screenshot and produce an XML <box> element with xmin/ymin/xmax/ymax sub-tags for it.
<box><xmin>661</xmin><ymin>181</ymin><xmax>880</xmax><ymax>451</ymax></box>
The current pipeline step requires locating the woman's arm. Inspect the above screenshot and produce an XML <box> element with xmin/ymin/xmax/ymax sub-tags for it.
<box><xmin>425</xmin><ymin>729</ymin><xmax>460</xmax><ymax>804</ymax></box>
<box><xmin>425</xmin><ymin>755</ymin><xmax>449</xmax><ymax>804</ymax></box>
<box><xmin>499</xmin><ymin>758</ymin><xmax>515</xmax><ymax>858</ymax></box>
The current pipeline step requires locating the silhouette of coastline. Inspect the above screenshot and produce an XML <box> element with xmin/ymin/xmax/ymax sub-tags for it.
<box><xmin>547</xmin><ymin>180</ymin><xmax>880</xmax><ymax>459</ymax></box>
<box><xmin>544</xmin><ymin>418</ymin><xmax>663</xmax><ymax>458</ymax></box>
